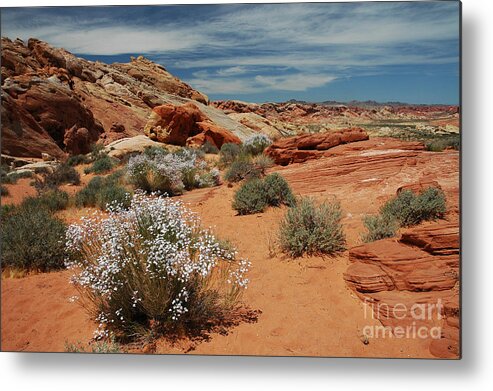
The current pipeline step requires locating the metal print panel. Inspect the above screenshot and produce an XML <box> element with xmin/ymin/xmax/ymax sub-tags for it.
<box><xmin>0</xmin><ymin>1</ymin><xmax>461</xmax><ymax>358</ymax></box>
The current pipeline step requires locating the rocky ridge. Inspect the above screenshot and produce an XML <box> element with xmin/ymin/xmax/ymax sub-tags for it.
<box><xmin>1</xmin><ymin>37</ymin><xmax>253</xmax><ymax>158</ymax></box>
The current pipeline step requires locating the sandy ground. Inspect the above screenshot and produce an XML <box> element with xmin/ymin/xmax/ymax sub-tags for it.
<box><xmin>1</xmin><ymin>143</ymin><xmax>458</xmax><ymax>357</ymax></box>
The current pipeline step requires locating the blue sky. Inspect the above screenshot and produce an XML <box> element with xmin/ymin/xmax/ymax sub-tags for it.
<box><xmin>1</xmin><ymin>2</ymin><xmax>460</xmax><ymax>104</ymax></box>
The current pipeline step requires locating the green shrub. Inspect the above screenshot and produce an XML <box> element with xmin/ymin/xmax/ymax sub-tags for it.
<box><xmin>361</xmin><ymin>187</ymin><xmax>447</xmax><ymax>242</ymax></box>
<box><xmin>35</xmin><ymin>163</ymin><xmax>80</xmax><ymax>191</ymax></box>
<box><xmin>1</xmin><ymin>205</ymin><xmax>67</xmax><ymax>272</ymax></box>
<box><xmin>67</xmin><ymin>154</ymin><xmax>89</xmax><ymax>166</ymax></box>
<box><xmin>2</xmin><ymin>170</ymin><xmax>34</xmax><ymax>184</ymax></box>
<box><xmin>425</xmin><ymin>137</ymin><xmax>460</xmax><ymax>152</ymax></box>
<box><xmin>84</xmin><ymin>155</ymin><xmax>116</xmax><ymax>175</ymax></box>
<box><xmin>90</xmin><ymin>143</ymin><xmax>106</xmax><ymax>160</ymax></box>
<box><xmin>253</xmin><ymin>154</ymin><xmax>274</xmax><ymax>175</ymax></box>
<box><xmin>232</xmin><ymin>179</ymin><xmax>268</xmax><ymax>215</ymax></box>
<box><xmin>380</xmin><ymin>187</ymin><xmax>446</xmax><ymax>227</ymax></box>
<box><xmin>224</xmin><ymin>159</ymin><xmax>261</xmax><ymax>183</ymax></box>
<box><xmin>263</xmin><ymin>173</ymin><xmax>296</xmax><ymax>207</ymax></box>
<box><xmin>242</xmin><ymin>134</ymin><xmax>272</xmax><ymax>156</ymax></box>
<box><xmin>75</xmin><ymin>176</ymin><xmax>131</xmax><ymax>210</ymax></box>
<box><xmin>279</xmin><ymin>197</ymin><xmax>346</xmax><ymax>257</ymax></box>
<box><xmin>22</xmin><ymin>189</ymin><xmax>69</xmax><ymax>212</ymax></box>
<box><xmin>201</xmin><ymin>141</ymin><xmax>220</xmax><ymax>154</ymax></box>
<box><xmin>361</xmin><ymin>214</ymin><xmax>399</xmax><ymax>243</ymax></box>
<box><xmin>219</xmin><ymin>143</ymin><xmax>241</xmax><ymax>166</ymax></box>
<box><xmin>143</xmin><ymin>145</ymin><xmax>169</xmax><ymax>159</ymax></box>
<box><xmin>96</xmin><ymin>184</ymin><xmax>131</xmax><ymax>210</ymax></box>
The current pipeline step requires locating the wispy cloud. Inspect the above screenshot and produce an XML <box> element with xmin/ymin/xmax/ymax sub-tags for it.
<box><xmin>1</xmin><ymin>2</ymin><xmax>460</xmax><ymax>102</ymax></box>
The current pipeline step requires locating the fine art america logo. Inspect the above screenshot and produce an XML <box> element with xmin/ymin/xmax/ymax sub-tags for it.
<box><xmin>362</xmin><ymin>298</ymin><xmax>443</xmax><ymax>340</ymax></box>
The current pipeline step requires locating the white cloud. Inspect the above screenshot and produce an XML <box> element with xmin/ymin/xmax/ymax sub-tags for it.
<box><xmin>187</xmin><ymin>71</ymin><xmax>335</xmax><ymax>95</ymax></box>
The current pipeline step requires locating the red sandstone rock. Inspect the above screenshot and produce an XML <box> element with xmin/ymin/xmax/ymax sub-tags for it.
<box><xmin>344</xmin><ymin>220</ymin><xmax>459</xmax><ymax>358</ymax></box>
<box><xmin>144</xmin><ymin>102</ymin><xmax>241</xmax><ymax>148</ymax></box>
<box><xmin>265</xmin><ymin>127</ymin><xmax>369</xmax><ymax>165</ymax></box>
<box><xmin>397</xmin><ymin>180</ymin><xmax>442</xmax><ymax>194</ymax></box>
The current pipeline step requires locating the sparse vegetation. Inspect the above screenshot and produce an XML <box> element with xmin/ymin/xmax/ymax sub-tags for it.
<box><xmin>127</xmin><ymin>149</ymin><xmax>219</xmax><ymax>195</ymax></box>
<box><xmin>219</xmin><ymin>143</ymin><xmax>241</xmax><ymax>167</ymax></box>
<box><xmin>242</xmin><ymin>134</ymin><xmax>272</xmax><ymax>156</ymax></box>
<box><xmin>232</xmin><ymin>178</ymin><xmax>268</xmax><ymax>215</ymax></box>
<box><xmin>75</xmin><ymin>175</ymin><xmax>131</xmax><ymax>210</ymax></box>
<box><xmin>2</xmin><ymin>170</ymin><xmax>34</xmax><ymax>185</ymax></box>
<box><xmin>35</xmin><ymin>163</ymin><xmax>80</xmax><ymax>191</ymax></box>
<box><xmin>84</xmin><ymin>155</ymin><xmax>117</xmax><ymax>175</ymax></box>
<box><xmin>361</xmin><ymin>214</ymin><xmax>399</xmax><ymax>243</ymax></box>
<box><xmin>1</xmin><ymin>204</ymin><xmax>67</xmax><ymax>272</ymax></box>
<box><xmin>425</xmin><ymin>137</ymin><xmax>460</xmax><ymax>152</ymax></box>
<box><xmin>224</xmin><ymin>158</ymin><xmax>261</xmax><ymax>183</ymax></box>
<box><xmin>67</xmin><ymin>154</ymin><xmax>89</xmax><ymax>166</ymax></box>
<box><xmin>232</xmin><ymin>173</ymin><xmax>295</xmax><ymax>215</ymax></box>
<box><xmin>22</xmin><ymin>189</ymin><xmax>69</xmax><ymax>212</ymax></box>
<box><xmin>263</xmin><ymin>173</ymin><xmax>296</xmax><ymax>207</ymax></box>
<box><xmin>65</xmin><ymin>338</ymin><xmax>123</xmax><ymax>353</ymax></box>
<box><xmin>278</xmin><ymin>197</ymin><xmax>346</xmax><ymax>257</ymax></box>
<box><xmin>362</xmin><ymin>187</ymin><xmax>447</xmax><ymax>242</ymax></box>
<box><xmin>66</xmin><ymin>194</ymin><xmax>250</xmax><ymax>341</ymax></box>
<box><xmin>201</xmin><ymin>141</ymin><xmax>220</xmax><ymax>154</ymax></box>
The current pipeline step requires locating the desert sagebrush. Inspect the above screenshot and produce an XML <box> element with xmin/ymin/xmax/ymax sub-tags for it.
<box><xmin>65</xmin><ymin>193</ymin><xmax>250</xmax><ymax>341</ymax></box>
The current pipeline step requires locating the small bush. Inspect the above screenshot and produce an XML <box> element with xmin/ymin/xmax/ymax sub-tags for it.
<box><xmin>67</xmin><ymin>154</ymin><xmax>89</xmax><ymax>166</ymax></box>
<box><xmin>2</xmin><ymin>205</ymin><xmax>67</xmax><ymax>272</ymax></box>
<box><xmin>425</xmin><ymin>137</ymin><xmax>460</xmax><ymax>152</ymax></box>
<box><xmin>90</xmin><ymin>143</ymin><xmax>106</xmax><ymax>160</ymax></box>
<box><xmin>2</xmin><ymin>170</ymin><xmax>34</xmax><ymax>184</ymax></box>
<box><xmin>127</xmin><ymin>149</ymin><xmax>217</xmax><ymax>195</ymax></box>
<box><xmin>85</xmin><ymin>155</ymin><xmax>116</xmax><ymax>175</ymax></box>
<box><xmin>361</xmin><ymin>214</ymin><xmax>399</xmax><ymax>243</ymax></box>
<box><xmin>263</xmin><ymin>173</ymin><xmax>296</xmax><ymax>207</ymax></box>
<box><xmin>36</xmin><ymin>163</ymin><xmax>80</xmax><ymax>191</ymax></box>
<box><xmin>201</xmin><ymin>141</ymin><xmax>220</xmax><ymax>154</ymax></box>
<box><xmin>65</xmin><ymin>337</ymin><xmax>123</xmax><ymax>353</ymax></box>
<box><xmin>76</xmin><ymin>176</ymin><xmax>131</xmax><ymax>210</ymax></box>
<box><xmin>196</xmin><ymin>168</ymin><xmax>221</xmax><ymax>188</ymax></box>
<box><xmin>253</xmin><ymin>154</ymin><xmax>274</xmax><ymax>175</ymax></box>
<box><xmin>380</xmin><ymin>187</ymin><xmax>446</xmax><ymax>227</ymax></box>
<box><xmin>361</xmin><ymin>187</ymin><xmax>447</xmax><ymax>242</ymax></box>
<box><xmin>219</xmin><ymin>143</ymin><xmax>241</xmax><ymax>166</ymax></box>
<box><xmin>22</xmin><ymin>189</ymin><xmax>69</xmax><ymax>212</ymax></box>
<box><xmin>279</xmin><ymin>197</ymin><xmax>346</xmax><ymax>257</ymax></box>
<box><xmin>66</xmin><ymin>194</ymin><xmax>250</xmax><ymax>341</ymax></box>
<box><xmin>224</xmin><ymin>159</ymin><xmax>261</xmax><ymax>183</ymax></box>
<box><xmin>143</xmin><ymin>145</ymin><xmax>168</xmax><ymax>159</ymax></box>
<box><xmin>242</xmin><ymin>134</ymin><xmax>272</xmax><ymax>156</ymax></box>
<box><xmin>232</xmin><ymin>179</ymin><xmax>268</xmax><ymax>215</ymax></box>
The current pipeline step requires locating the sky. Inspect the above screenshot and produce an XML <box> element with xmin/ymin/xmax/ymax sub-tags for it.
<box><xmin>1</xmin><ymin>2</ymin><xmax>460</xmax><ymax>104</ymax></box>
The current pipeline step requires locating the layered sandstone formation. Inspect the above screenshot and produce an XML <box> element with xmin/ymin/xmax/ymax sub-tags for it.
<box><xmin>344</xmin><ymin>221</ymin><xmax>459</xmax><ymax>358</ymax></box>
<box><xmin>264</xmin><ymin>127</ymin><xmax>369</xmax><ymax>165</ymax></box>
<box><xmin>1</xmin><ymin>37</ymin><xmax>253</xmax><ymax>158</ymax></box>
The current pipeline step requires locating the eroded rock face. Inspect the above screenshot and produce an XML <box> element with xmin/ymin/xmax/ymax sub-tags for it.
<box><xmin>1</xmin><ymin>37</ymin><xmax>253</xmax><ymax>158</ymax></box>
<box><xmin>144</xmin><ymin>102</ymin><xmax>241</xmax><ymax>148</ymax></box>
<box><xmin>343</xmin><ymin>222</ymin><xmax>459</xmax><ymax>358</ymax></box>
<box><xmin>264</xmin><ymin>127</ymin><xmax>369</xmax><ymax>165</ymax></box>
<box><xmin>1</xmin><ymin>75</ymin><xmax>103</xmax><ymax>158</ymax></box>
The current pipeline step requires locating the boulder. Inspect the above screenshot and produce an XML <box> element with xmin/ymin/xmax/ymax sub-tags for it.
<box><xmin>144</xmin><ymin>102</ymin><xmax>241</xmax><ymax>148</ymax></box>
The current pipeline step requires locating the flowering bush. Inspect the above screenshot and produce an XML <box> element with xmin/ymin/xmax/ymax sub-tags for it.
<box><xmin>242</xmin><ymin>134</ymin><xmax>272</xmax><ymax>156</ymax></box>
<box><xmin>65</xmin><ymin>193</ymin><xmax>250</xmax><ymax>341</ymax></box>
<box><xmin>127</xmin><ymin>149</ymin><xmax>218</xmax><ymax>195</ymax></box>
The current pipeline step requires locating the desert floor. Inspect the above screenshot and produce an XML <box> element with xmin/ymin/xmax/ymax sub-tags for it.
<box><xmin>1</xmin><ymin>139</ymin><xmax>459</xmax><ymax>357</ymax></box>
